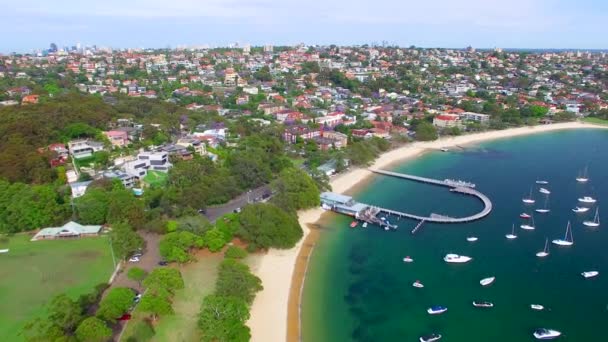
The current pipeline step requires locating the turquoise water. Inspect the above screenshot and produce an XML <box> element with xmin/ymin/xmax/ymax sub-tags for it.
<box><xmin>302</xmin><ymin>129</ymin><xmax>608</xmax><ymax>342</ymax></box>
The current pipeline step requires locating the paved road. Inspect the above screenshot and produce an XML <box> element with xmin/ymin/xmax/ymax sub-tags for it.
<box><xmin>203</xmin><ymin>185</ymin><xmax>272</xmax><ymax>222</ymax></box>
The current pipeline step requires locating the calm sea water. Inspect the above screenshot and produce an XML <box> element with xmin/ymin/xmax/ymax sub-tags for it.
<box><xmin>302</xmin><ymin>129</ymin><xmax>608</xmax><ymax>342</ymax></box>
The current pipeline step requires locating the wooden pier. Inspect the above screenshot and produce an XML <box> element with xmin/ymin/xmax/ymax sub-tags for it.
<box><xmin>368</xmin><ymin>169</ymin><xmax>492</xmax><ymax>223</ymax></box>
<box><xmin>411</xmin><ymin>219</ymin><xmax>426</xmax><ymax>234</ymax></box>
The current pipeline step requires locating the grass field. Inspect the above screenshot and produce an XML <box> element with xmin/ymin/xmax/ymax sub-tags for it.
<box><xmin>0</xmin><ymin>234</ymin><xmax>115</xmax><ymax>341</ymax></box>
<box><xmin>121</xmin><ymin>252</ymin><xmax>223</xmax><ymax>342</ymax></box>
<box><xmin>143</xmin><ymin>171</ymin><xmax>168</xmax><ymax>187</ymax></box>
<box><xmin>583</xmin><ymin>116</ymin><xmax>608</xmax><ymax>125</ymax></box>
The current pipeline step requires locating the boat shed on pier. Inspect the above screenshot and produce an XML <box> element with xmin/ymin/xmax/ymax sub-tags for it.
<box><xmin>320</xmin><ymin>192</ymin><xmax>367</xmax><ymax>216</ymax></box>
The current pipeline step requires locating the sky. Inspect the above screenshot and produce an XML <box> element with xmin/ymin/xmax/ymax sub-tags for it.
<box><xmin>1</xmin><ymin>0</ymin><xmax>607</xmax><ymax>52</ymax></box>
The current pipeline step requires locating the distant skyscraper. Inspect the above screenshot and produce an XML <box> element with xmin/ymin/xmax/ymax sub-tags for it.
<box><xmin>243</xmin><ymin>44</ymin><xmax>251</xmax><ymax>53</ymax></box>
<box><xmin>264</xmin><ymin>45</ymin><xmax>273</xmax><ymax>53</ymax></box>
<box><xmin>49</xmin><ymin>43</ymin><xmax>58</xmax><ymax>52</ymax></box>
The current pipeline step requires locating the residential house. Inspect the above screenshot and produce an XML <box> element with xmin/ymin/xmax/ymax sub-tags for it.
<box><xmin>103</xmin><ymin>170</ymin><xmax>137</xmax><ymax>188</ymax></box>
<box><xmin>67</xmin><ymin>140</ymin><xmax>105</xmax><ymax>159</ymax></box>
<box><xmin>459</xmin><ymin>112</ymin><xmax>490</xmax><ymax>123</ymax></box>
<box><xmin>21</xmin><ymin>94</ymin><xmax>39</xmax><ymax>105</ymax></box>
<box><xmin>283</xmin><ymin>125</ymin><xmax>321</xmax><ymax>143</ymax></box>
<box><xmin>176</xmin><ymin>137</ymin><xmax>207</xmax><ymax>156</ymax></box>
<box><xmin>124</xmin><ymin>151</ymin><xmax>172</xmax><ymax>179</ymax></box>
<box><xmin>69</xmin><ymin>181</ymin><xmax>92</xmax><ymax>198</ymax></box>
<box><xmin>104</xmin><ymin>130</ymin><xmax>129</xmax><ymax>147</ymax></box>
<box><xmin>314</xmin><ymin>131</ymin><xmax>348</xmax><ymax>150</ymax></box>
<box><xmin>433</xmin><ymin>114</ymin><xmax>463</xmax><ymax>128</ymax></box>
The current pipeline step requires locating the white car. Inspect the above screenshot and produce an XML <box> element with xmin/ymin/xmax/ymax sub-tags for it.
<box><xmin>128</xmin><ymin>256</ymin><xmax>140</xmax><ymax>262</ymax></box>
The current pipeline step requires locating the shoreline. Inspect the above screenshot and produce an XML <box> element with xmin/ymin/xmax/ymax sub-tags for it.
<box><xmin>248</xmin><ymin>121</ymin><xmax>607</xmax><ymax>342</ymax></box>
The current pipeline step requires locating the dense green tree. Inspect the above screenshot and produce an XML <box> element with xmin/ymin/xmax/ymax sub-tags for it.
<box><xmin>175</xmin><ymin>215</ymin><xmax>212</xmax><ymax>235</ymax></box>
<box><xmin>238</xmin><ymin>203</ymin><xmax>303</xmax><ymax>250</ymax></box>
<box><xmin>74</xmin><ymin>317</ymin><xmax>112</xmax><ymax>342</ymax></box>
<box><xmin>159</xmin><ymin>231</ymin><xmax>204</xmax><ymax>263</ymax></box>
<box><xmin>142</xmin><ymin>268</ymin><xmax>184</xmax><ymax>294</ymax></box>
<box><xmin>271</xmin><ymin>167</ymin><xmax>320</xmax><ymax>212</ymax></box>
<box><xmin>22</xmin><ymin>294</ymin><xmax>83</xmax><ymax>341</ymax></box>
<box><xmin>138</xmin><ymin>292</ymin><xmax>174</xmax><ymax>321</ymax></box>
<box><xmin>96</xmin><ymin>287</ymin><xmax>135</xmax><ymax>322</ymax></box>
<box><xmin>198</xmin><ymin>295</ymin><xmax>251</xmax><ymax>342</ymax></box>
<box><xmin>74</xmin><ymin>188</ymin><xmax>109</xmax><ymax>225</ymax></box>
<box><xmin>109</xmin><ymin>222</ymin><xmax>143</xmax><ymax>260</ymax></box>
<box><xmin>203</xmin><ymin>228</ymin><xmax>228</xmax><ymax>252</ymax></box>
<box><xmin>215</xmin><ymin>259</ymin><xmax>262</xmax><ymax>305</ymax></box>
<box><xmin>224</xmin><ymin>246</ymin><xmax>248</xmax><ymax>259</ymax></box>
<box><xmin>0</xmin><ymin>181</ymin><xmax>69</xmax><ymax>233</ymax></box>
<box><xmin>106</xmin><ymin>188</ymin><xmax>145</xmax><ymax>229</ymax></box>
<box><xmin>415</xmin><ymin>122</ymin><xmax>438</xmax><ymax>141</ymax></box>
<box><xmin>226</xmin><ymin>149</ymin><xmax>272</xmax><ymax>189</ymax></box>
<box><xmin>127</xmin><ymin>267</ymin><xmax>148</xmax><ymax>286</ymax></box>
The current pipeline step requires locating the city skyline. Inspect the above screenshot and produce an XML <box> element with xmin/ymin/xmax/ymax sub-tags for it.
<box><xmin>1</xmin><ymin>0</ymin><xmax>607</xmax><ymax>53</ymax></box>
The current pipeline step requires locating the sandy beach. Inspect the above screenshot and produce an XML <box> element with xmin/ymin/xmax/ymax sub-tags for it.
<box><xmin>247</xmin><ymin>121</ymin><xmax>606</xmax><ymax>342</ymax></box>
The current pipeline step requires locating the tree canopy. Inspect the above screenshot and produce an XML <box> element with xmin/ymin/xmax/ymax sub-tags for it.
<box><xmin>74</xmin><ymin>317</ymin><xmax>112</xmax><ymax>342</ymax></box>
<box><xmin>271</xmin><ymin>167</ymin><xmax>320</xmax><ymax>212</ymax></box>
<box><xmin>238</xmin><ymin>203</ymin><xmax>303</xmax><ymax>250</ymax></box>
<box><xmin>198</xmin><ymin>295</ymin><xmax>251</xmax><ymax>342</ymax></box>
<box><xmin>96</xmin><ymin>287</ymin><xmax>135</xmax><ymax>322</ymax></box>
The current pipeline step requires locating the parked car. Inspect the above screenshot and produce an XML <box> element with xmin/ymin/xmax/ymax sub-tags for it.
<box><xmin>133</xmin><ymin>293</ymin><xmax>142</xmax><ymax>303</ymax></box>
<box><xmin>128</xmin><ymin>256</ymin><xmax>140</xmax><ymax>262</ymax></box>
<box><xmin>158</xmin><ymin>260</ymin><xmax>168</xmax><ymax>266</ymax></box>
<box><xmin>117</xmin><ymin>313</ymin><xmax>132</xmax><ymax>321</ymax></box>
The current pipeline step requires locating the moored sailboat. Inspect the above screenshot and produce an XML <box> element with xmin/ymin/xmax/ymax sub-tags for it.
<box><xmin>535</xmin><ymin>195</ymin><xmax>550</xmax><ymax>214</ymax></box>
<box><xmin>583</xmin><ymin>208</ymin><xmax>600</xmax><ymax>227</ymax></box>
<box><xmin>576</xmin><ymin>166</ymin><xmax>589</xmax><ymax>183</ymax></box>
<box><xmin>552</xmin><ymin>221</ymin><xmax>574</xmax><ymax>246</ymax></box>
<box><xmin>506</xmin><ymin>224</ymin><xmax>517</xmax><ymax>239</ymax></box>
<box><xmin>522</xmin><ymin>187</ymin><xmax>535</xmax><ymax>204</ymax></box>
<box><xmin>536</xmin><ymin>238</ymin><xmax>550</xmax><ymax>257</ymax></box>
<box><xmin>521</xmin><ymin>215</ymin><xmax>535</xmax><ymax>230</ymax></box>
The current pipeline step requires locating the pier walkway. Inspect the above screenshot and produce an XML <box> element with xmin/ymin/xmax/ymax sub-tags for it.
<box><xmin>367</xmin><ymin>169</ymin><xmax>492</xmax><ymax>223</ymax></box>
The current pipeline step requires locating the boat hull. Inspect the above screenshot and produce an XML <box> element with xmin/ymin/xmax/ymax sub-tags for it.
<box><xmin>552</xmin><ymin>240</ymin><xmax>573</xmax><ymax>246</ymax></box>
<box><xmin>583</xmin><ymin>222</ymin><xmax>599</xmax><ymax>227</ymax></box>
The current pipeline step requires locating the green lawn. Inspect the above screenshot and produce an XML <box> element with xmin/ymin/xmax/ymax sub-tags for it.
<box><xmin>583</xmin><ymin>116</ymin><xmax>608</xmax><ymax>125</ymax></box>
<box><xmin>142</xmin><ymin>171</ymin><xmax>168</xmax><ymax>187</ymax></box>
<box><xmin>121</xmin><ymin>253</ymin><xmax>223</xmax><ymax>342</ymax></box>
<box><xmin>0</xmin><ymin>234</ymin><xmax>115</xmax><ymax>341</ymax></box>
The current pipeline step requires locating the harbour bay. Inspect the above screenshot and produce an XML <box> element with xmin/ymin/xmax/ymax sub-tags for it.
<box><xmin>302</xmin><ymin>129</ymin><xmax>608</xmax><ymax>342</ymax></box>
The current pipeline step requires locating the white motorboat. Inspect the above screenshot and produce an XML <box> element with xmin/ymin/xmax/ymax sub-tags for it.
<box><xmin>427</xmin><ymin>306</ymin><xmax>448</xmax><ymax>315</ymax></box>
<box><xmin>480</xmin><ymin>276</ymin><xmax>495</xmax><ymax>286</ymax></box>
<box><xmin>466</xmin><ymin>236</ymin><xmax>478</xmax><ymax>242</ymax></box>
<box><xmin>362</xmin><ymin>222</ymin><xmax>368</xmax><ymax>228</ymax></box>
<box><xmin>472</xmin><ymin>301</ymin><xmax>494</xmax><ymax>308</ymax></box>
<box><xmin>536</xmin><ymin>180</ymin><xmax>549</xmax><ymax>185</ymax></box>
<box><xmin>536</xmin><ymin>238</ymin><xmax>550</xmax><ymax>258</ymax></box>
<box><xmin>523</xmin><ymin>187</ymin><xmax>535</xmax><ymax>204</ymax></box>
<box><xmin>581</xmin><ymin>271</ymin><xmax>599</xmax><ymax>279</ymax></box>
<box><xmin>440</xmin><ymin>147</ymin><xmax>449</xmax><ymax>152</ymax></box>
<box><xmin>578</xmin><ymin>196</ymin><xmax>596</xmax><ymax>204</ymax></box>
<box><xmin>539</xmin><ymin>188</ymin><xmax>551</xmax><ymax>195</ymax></box>
<box><xmin>403</xmin><ymin>256</ymin><xmax>414</xmax><ymax>263</ymax></box>
<box><xmin>412</xmin><ymin>280</ymin><xmax>424</xmax><ymax>288</ymax></box>
<box><xmin>576</xmin><ymin>166</ymin><xmax>589</xmax><ymax>183</ymax></box>
<box><xmin>419</xmin><ymin>333</ymin><xmax>442</xmax><ymax>342</ymax></box>
<box><xmin>506</xmin><ymin>224</ymin><xmax>517</xmax><ymax>239</ymax></box>
<box><xmin>552</xmin><ymin>221</ymin><xmax>574</xmax><ymax>246</ymax></box>
<box><xmin>583</xmin><ymin>208</ymin><xmax>600</xmax><ymax>227</ymax></box>
<box><xmin>443</xmin><ymin>254</ymin><xmax>472</xmax><ymax>263</ymax></box>
<box><xmin>533</xmin><ymin>328</ymin><xmax>561</xmax><ymax>340</ymax></box>
<box><xmin>520</xmin><ymin>212</ymin><xmax>532</xmax><ymax>219</ymax></box>
<box><xmin>521</xmin><ymin>215</ymin><xmax>535</xmax><ymax>230</ymax></box>
<box><xmin>572</xmin><ymin>206</ymin><xmax>590</xmax><ymax>213</ymax></box>
<box><xmin>530</xmin><ymin>304</ymin><xmax>545</xmax><ymax>311</ymax></box>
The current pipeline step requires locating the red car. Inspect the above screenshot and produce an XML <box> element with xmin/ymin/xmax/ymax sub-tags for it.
<box><xmin>117</xmin><ymin>314</ymin><xmax>132</xmax><ymax>321</ymax></box>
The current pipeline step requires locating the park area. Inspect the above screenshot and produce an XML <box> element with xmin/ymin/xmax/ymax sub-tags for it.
<box><xmin>0</xmin><ymin>234</ymin><xmax>115</xmax><ymax>341</ymax></box>
<box><xmin>120</xmin><ymin>251</ymin><xmax>223</xmax><ymax>341</ymax></box>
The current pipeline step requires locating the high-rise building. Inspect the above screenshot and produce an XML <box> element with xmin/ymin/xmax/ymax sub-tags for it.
<box><xmin>264</xmin><ymin>45</ymin><xmax>273</xmax><ymax>53</ymax></box>
<box><xmin>49</xmin><ymin>43</ymin><xmax>58</xmax><ymax>52</ymax></box>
